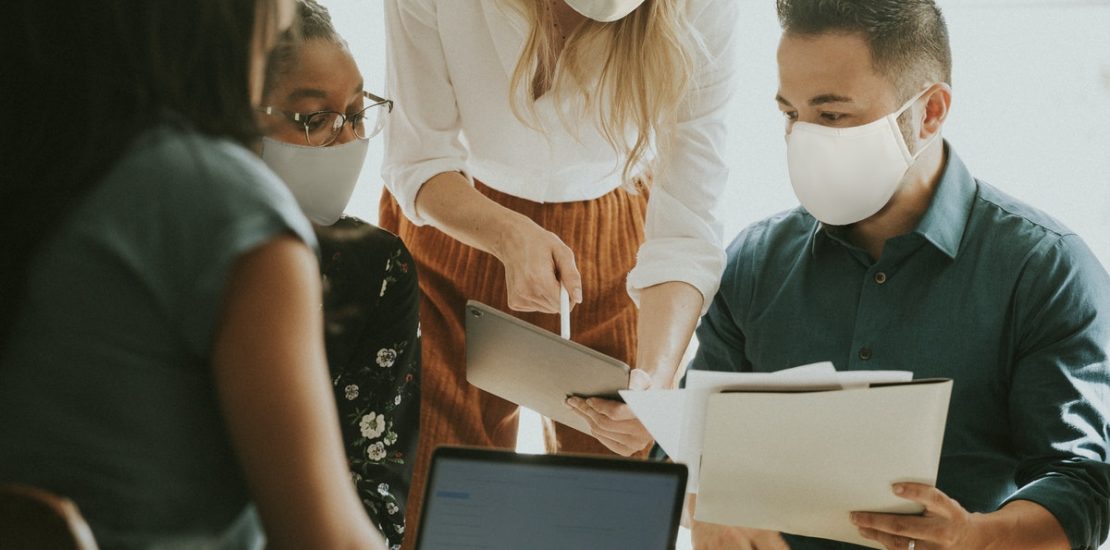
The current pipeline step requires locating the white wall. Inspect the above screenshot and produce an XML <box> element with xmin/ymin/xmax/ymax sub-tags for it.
<box><xmin>329</xmin><ymin>0</ymin><xmax>1110</xmax><ymax>268</ymax></box>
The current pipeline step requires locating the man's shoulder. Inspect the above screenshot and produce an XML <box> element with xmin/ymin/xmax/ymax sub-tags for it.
<box><xmin>725</xmin><ymin>206</ymin><xmax>815</xmax><ymax>264</ymax></box>
<box><xmin>972</xmin><ymin>180</ymin><xmax>1075</xmax><ymax>242</ymax></box>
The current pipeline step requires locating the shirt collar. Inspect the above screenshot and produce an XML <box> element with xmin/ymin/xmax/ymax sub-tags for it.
<box><xmin>910</xmin><ymin>142</ymin><xmax>976</xmax><ymax>260</ymax></box>
<box><xmin>809</xmin><ymin>142</ymin><xmax>976</xmax><ymax>260</ymax></box>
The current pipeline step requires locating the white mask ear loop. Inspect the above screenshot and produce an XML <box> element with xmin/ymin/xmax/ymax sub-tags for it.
<box><xmin>897</xmin><ymin>87</ymin><xmax>942</xmax><ymax>161</ymax></box>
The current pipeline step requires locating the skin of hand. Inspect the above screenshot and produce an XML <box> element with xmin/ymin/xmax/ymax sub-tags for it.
<box><xmin>851</xmin><ymin>483</ymin><xmax>1069</xmax><ymax>550</ymax></box>
<box><xmin>413</xmin><ymin>171</ymin><xmax>582</xmax><ymax>314</ymax></box>
<box><xmin>212</xmin><ymin>236</ymin><xmax>387</xmax><ymax>550</ymax></box>
<box><xmin>565</xmin><ymin>281</ymin><xmax>704</xmax><ymax>455</ymax></box>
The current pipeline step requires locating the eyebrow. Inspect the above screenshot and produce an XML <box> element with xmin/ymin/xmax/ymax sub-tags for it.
<box><xmin>286</xmin><ymin>88</ymin><xmax>328</xmax><ymax>101</ymax></box>
<box><xmin>775</xmin><ymin>93</ymin><xmax>856</xmax><ymax>107</ymax></box>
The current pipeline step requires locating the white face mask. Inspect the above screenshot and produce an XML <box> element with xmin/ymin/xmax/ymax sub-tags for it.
<box><xmin>261</xmin><ymin>136</ymin><xmax>369</xmax><ymax>226</ymax></box>
<box><xmin>563</xmin><ymin>0</ymin><xmax>647</xmax><ymax>22</ymax></box>
<box><xmin>786</xmin><ymin>88</ymin><xmax>938</xmax><ymax>226</ymax></box>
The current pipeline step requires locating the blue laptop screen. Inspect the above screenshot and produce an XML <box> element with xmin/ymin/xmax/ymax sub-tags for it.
<box><xmin>419</xmin><ymin>456</ymin><xmax>682</xmax><ymax>550</ymax></box>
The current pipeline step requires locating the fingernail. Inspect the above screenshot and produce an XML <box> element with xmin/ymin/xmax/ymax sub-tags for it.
<box><xmin>893</xmin><ymin>484</ymin><xmax>904</xmax><ymax>495</ymax></box>
<box><xmin>574</xmin><ymin>289</ymin><xmax>583</xmax><ymax>303</ymax></box>
<box><xmin>849</xmin><ymin>512</ymin><xmax>858</xmax><ymax>523</ymax></box>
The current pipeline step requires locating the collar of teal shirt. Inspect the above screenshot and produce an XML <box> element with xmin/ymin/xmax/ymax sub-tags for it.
<box><xmin>808</xmin><ymin>141</ymin><xmax>978</xmax><ymax>261</ymax></box>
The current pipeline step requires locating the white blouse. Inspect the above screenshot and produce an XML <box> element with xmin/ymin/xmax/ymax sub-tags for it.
<box><xmin>382</xmin><ymin>0</ymin><xmax>738</xmax><ymax>308</ymax></box>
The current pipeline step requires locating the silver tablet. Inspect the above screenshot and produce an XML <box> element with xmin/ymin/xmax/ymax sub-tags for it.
<box><xmin>464</xmin><ymin>300</ymin><xmax>630</xmax><ymax>434</ymax></box>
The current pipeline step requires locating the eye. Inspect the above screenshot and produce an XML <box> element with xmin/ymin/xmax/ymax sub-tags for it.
<box><xmin>781</xmin><ymin>111</ymin><xmax>798</xmax><ymax>122</ymax></box>
<box><xmin>820</xmin><ymin>112</ymin><xmax>845</xmax><ymax>122</ymax></box>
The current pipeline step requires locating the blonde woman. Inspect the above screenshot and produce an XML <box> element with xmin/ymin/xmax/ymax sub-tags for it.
<box><xmin>381</xmin><ymin>0</ymin><xmax>737</xmax><ymax>534</ymax></box>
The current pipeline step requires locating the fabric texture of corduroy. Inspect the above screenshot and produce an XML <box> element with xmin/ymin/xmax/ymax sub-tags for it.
<box><xmin>379</xmin><ymin>180</ymin><xmax>650</xmax><ymax>547</ymax></box>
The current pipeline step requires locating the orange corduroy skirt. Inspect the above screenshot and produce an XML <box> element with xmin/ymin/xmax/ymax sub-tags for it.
<box><xmin>379</xmin><ymin>180</ymin><xmax>649</xmax><ymax>543</ymax></box>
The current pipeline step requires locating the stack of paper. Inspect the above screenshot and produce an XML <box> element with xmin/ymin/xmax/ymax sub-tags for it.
<box><xmin>621</xmin><ymin>363</ymin><xmax>952</xmax><ymax>548</ymax></box>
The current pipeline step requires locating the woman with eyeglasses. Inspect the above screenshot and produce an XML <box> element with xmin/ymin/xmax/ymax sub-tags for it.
<box><xmin>381</xmin><ymin>0</ymin><xmax>738</xmax><ymax>534</ymax></box>
<box><xmin>256</xmin><ymin>2</ymin><xmax>419</xmax><ymax>547</ymax></box>
<box><xmin>0</xmin><ymin>1</ymin><xmax>387</xmax><ymax>548</ymax></box>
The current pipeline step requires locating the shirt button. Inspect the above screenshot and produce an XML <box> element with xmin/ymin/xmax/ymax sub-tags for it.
<box><xmin>874</xmin><ymin>272</ymin><xmax>888</xmax><ymax>285</ymax></box>
<box><xmin>859</xmin><ymin>347</ymin><xmax>873</xmax><ymax>361</ymax></box>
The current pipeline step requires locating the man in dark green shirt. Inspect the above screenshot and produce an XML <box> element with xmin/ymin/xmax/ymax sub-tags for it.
<box><xmin>688</xmin><ymin>2</ymin><xmax>1110</xmax><ymax>549</ymax></box>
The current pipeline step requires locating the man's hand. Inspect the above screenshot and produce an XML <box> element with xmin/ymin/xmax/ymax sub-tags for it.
<box><xmin>565</xmin><ymin>369</ymin><xmax>654</xmax><ymax>456</ymax></box>
<box><xmin>851</xmin><ymin>483</ymin><xmax>977</xmax><ymax>549</ymax></box>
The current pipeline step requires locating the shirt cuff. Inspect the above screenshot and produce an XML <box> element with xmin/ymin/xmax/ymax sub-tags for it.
<box><xmin>384</xmin><ymin>160</ymin><xmax>473</xmax><ymax>227</ymax></box>
<box><xmin>1002</xmin><ymin>476</ymin><xmax>1102</xmax><ymax>549</ymax></box>
<box><xmin>626</xmin><ymin>237</ymin><xmax>726</xmax><ymax>315</ymax></box>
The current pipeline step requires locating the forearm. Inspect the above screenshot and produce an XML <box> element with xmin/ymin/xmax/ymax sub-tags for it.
<box><xmin>412</xmin><ymin>171</ymin><xmax>526</xmax><ymax>258</ymax></box>
<box><xmin>973</xmin><ymin>500</ymin><xmax>1070</xmax><ymax>550</ymax></box>
<box><xmin>635</xmin><ymin>281</ymin><xmax>703</xmax><ymax>387</ymax></box>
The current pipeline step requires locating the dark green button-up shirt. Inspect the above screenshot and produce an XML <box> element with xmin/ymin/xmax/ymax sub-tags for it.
<box><xmin>689</xmin><ymin>145</ymin><xmax>1110</xmax><ymax>549</ymax></box>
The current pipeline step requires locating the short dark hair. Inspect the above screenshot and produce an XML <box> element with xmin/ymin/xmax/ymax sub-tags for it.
<box><xmin>1</xmin><ymin>0</ymin><xmax>284</xmax><ymax>346</ymax></box>
<box><xmin>264</xmin><ymin>0</ymin><xmax>347</xmax><ymax>96</ymax></box>
<box><xmin>776</xmin><ymin>0</ymin><xmax>952</xmax><ymax>98</ymax></box>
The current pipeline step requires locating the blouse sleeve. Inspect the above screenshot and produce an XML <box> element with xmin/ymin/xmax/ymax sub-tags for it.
<box><xmin>381</xmin><ymin>0</ymin><xmax>473</xmax><ymax>227</ymax></box>
<box><xmin>625</xmin><ymin>0</ymin><xmax>738</xmax><ymax>313</ymax></box>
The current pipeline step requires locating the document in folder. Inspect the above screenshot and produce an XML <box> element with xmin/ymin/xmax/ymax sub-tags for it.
<box><xmin>620</xmin><ymin>364</ymin><xmax>914</xmax><ymax>492</ymax></box>
<box><xmin>694</xmin><ymin>379</ymin><xmax>953</xmax><ymax>549</ymax></box>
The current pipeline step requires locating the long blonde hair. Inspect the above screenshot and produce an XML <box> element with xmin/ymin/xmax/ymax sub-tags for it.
<box><xmin>506</xmin><ymin>0</ymin><xmax>699</xmax><ymax>183</ymax></box>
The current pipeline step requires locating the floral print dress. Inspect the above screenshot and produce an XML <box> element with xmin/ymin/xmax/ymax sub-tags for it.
<box><xmin>316</xmin><ymin>217</ymin><xmax>420</xmax><ymax>550</ymax></box>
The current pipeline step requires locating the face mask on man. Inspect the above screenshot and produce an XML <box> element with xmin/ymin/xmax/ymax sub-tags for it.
<box><xmin>261</xmin><ymin>136</ymin><xmax>369</xmax><ymax>226</ymax></box>
<box><xmin>563</xmin><ymin>0</ymin><xmax>647</xmax><ymax>22</ymax></box>
<box><xmin>786</xmin><ymin>88</ymin><xmax>939</xmax><ymax>226</ymax></box>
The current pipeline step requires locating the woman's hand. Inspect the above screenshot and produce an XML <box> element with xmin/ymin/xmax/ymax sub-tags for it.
<box><xmin>493</xmin><ymin>216</ymin><xmax>583</xmax><ymax>313</ymax></box>
<box><xmin>565</xmin><ymin>369</ymin><xmax>654</xmax><ymax>456</ymax></box>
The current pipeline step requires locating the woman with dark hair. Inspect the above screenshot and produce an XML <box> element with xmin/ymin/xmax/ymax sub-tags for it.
<box><xmin>257</xmin><ymin>2</ymin><xmax>420</xmax><ymax>547</ymax></box>
<box><xmin>0</xmin><ymin>1</ymin><xmax>387</xmax><ymax>548</ymax></box>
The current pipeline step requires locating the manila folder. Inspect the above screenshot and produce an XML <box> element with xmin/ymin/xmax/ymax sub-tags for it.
<box><xmin>695</xmin><ymin>379</ymin><xmax>953</xmax><ymax>549</ymax></box>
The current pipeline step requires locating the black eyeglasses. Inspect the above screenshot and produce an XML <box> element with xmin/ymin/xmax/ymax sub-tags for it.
<box><xmin>258</xmin><ymin>91</ymin><xmax>394</xmax><ymax>147</ymax></box>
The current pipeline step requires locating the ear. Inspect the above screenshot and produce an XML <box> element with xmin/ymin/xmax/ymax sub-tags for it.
<box><xmin>919</xmin><ymin>82</ymin><xmax>952</xmax><ymax>140</ymax></box>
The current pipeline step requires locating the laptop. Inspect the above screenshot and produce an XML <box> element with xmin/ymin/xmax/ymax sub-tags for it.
<box><xmin>465</xmin><ymin>300</ymin><xmax>630</xmax><ymax>434</ymax></box>
<box><xmin>415</xmin><ymin>447</ymin><xmax>688</xmax><ymax>550</ymax></box>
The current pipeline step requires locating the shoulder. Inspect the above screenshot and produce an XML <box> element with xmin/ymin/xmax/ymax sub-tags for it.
<box><xmin>87</xmin><ymin>123</ymin><xmax>315</xmax><ymax>264</ymax></box>
<box><xmin>967</xmin><ymin>180</ymin><xmax>1098</xmax><ymax>274</ymax></box>
<box><xmin>719</xmin><ymin>207</ymin><xmax>814</xmax><ymax>296</ymax></box>
<box><xmin>970</xmin><ymin>180</ymin><xmax>1109</xmax><ymax>305</ymax></box>
<box><xmin>973</xmin><ymin>180</ymin><xmax>1075</xmax><ymax>243</ymax></box>
<box><xmin>317</xmin><ymin>218</ymin><xmax>408</xmax><ymax>256</ymax></box>
<box><xmin>115</xmin><ymin>124</ymin><xmax>292</xmax><ymax>211</ymax></box>
<box><xmin>725</xmin><ymin>207</ymin><xmax>814</xmax><ymax>269</ymax></box>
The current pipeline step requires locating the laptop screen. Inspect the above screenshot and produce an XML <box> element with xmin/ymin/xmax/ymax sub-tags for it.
<box><xmin>417</xmin><ymin>448</ymin><xmax>687</xmax><ymax>550</ymax></box>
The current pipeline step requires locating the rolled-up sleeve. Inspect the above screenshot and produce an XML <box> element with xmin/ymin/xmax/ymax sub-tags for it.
<box><xmin>382</xmin><ymin>0</ymin><xmax>472</xmax><ymax>226</ymax></box>
<box><xmin>626</xmin><ymin>0</ymin><xmax>738</xmax><ymax>312</ymax></box>
<box><xmin>1003</xmin><ymin>234</ymin><xmax>1110</xmax><ymax>549</ymax></box>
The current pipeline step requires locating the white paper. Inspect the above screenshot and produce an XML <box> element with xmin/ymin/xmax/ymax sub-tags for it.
<box><xmin>621</xmin><ymin>363</ymin><xmax>913</xmax><ymax>492</ymax></box>
<box><xmin>695</xmin><ymin>380</ymin><xmax>952</xmax><ymax>548</ymax></box>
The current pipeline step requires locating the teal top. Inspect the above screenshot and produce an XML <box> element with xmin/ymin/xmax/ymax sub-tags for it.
<box><xmin>688</xmin><ymin>145</ymin><xmax>1110</xmax><ymax>549</ymax></box>
<box><xmin>0</xmin><ymin>123</ymin><xmax>316</xmax><ymax>549</ymax></box>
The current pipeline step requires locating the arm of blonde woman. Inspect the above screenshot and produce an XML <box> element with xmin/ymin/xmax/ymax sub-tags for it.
<box><xmin>413</xmin><ymin>171</ymin><xmax>583</xmax><ymax>313</ymax></box>
<box><xmin>566</xmin><ymin>281</ymin><xmax>702</xmax><ymax>455</ymax></box>
<box><xmin>211</xmin><ymin>235</ymin><xmax>386</xmax><ymax>550</ymax></box>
